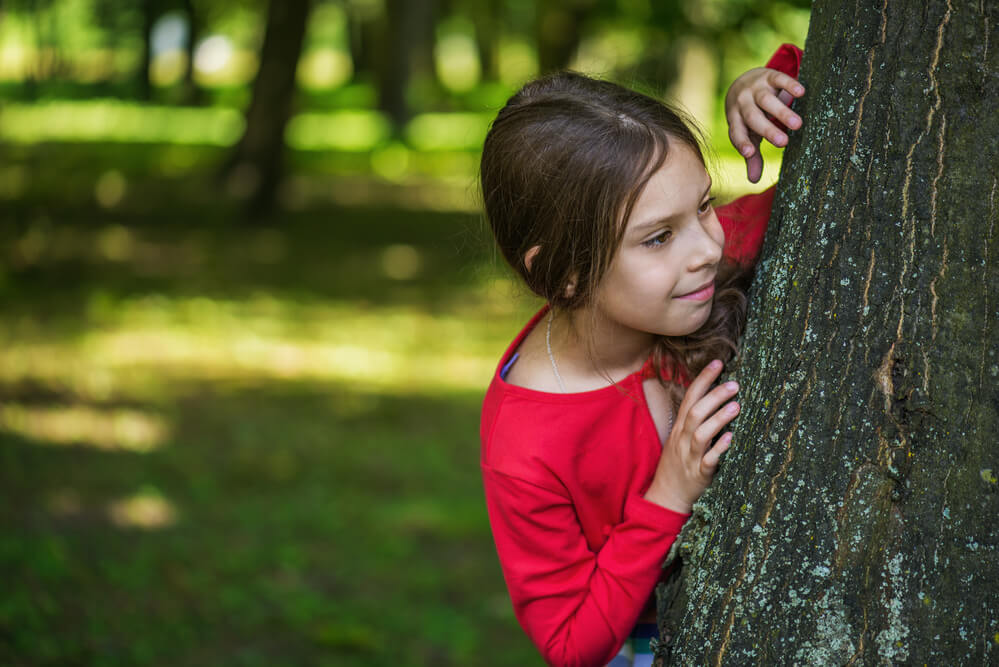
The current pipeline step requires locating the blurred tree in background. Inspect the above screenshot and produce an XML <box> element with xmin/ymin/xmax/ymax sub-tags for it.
<box><xmin>0</xmin><ymin>0</ymin><xmax>811</xmax><ymax>212</ymax></box>
<box><xmin>0</xmin><ymin>2</ymin><xmax>811</xmax><ymax>665</ymax></box>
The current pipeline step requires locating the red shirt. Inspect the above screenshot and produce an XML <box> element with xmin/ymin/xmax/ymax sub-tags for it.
<box><xmin>481</xmin><ymin>45</ymin><xmax>802</xmax><ymax>667</ymax></box>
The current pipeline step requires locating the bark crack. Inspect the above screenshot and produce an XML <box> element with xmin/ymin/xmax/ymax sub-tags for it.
<box><xmin>930</xmin><ymin>114</ymin><xmax>947</xmax><ymax>238</ymax></box>
<box><xmin>899</xmin><ymin>2</ymin><xmax>952</xmax><ymax>338</ymax></box>
<box><xmin>848</xmin><ymin>0</ymin><xmax>889</xmax><ymax>160</ymax></box>
<box><xmin>933</xmin><ymin>468</ymin><xmax>953</xmax><ymax>568</ymax></box>
<box><xmin>713</xmin><ymin>369</ymin><xmax>815</xmax><ymax>665</ymax></box>
<box><xmin>862</xmin><ymin>248</ymin><xmax>875</xmax><ymax>312</ymax></box>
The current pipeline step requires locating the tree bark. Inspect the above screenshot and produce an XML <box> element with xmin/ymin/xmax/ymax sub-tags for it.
<box><xmin>223</xmin><ymin>0</ymin><xmax>312</xmax><ymax>217</ymax></box>
<box><xmin>656</xmin><ymin>1</ymin><xmax>999</xmax><ymax>664</ymax></box>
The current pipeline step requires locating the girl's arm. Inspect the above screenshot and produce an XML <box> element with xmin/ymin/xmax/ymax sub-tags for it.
<box><xmin>482</xmin><ymin>467</ymin><xmax>686</xmax><ymax>667</ymax></box>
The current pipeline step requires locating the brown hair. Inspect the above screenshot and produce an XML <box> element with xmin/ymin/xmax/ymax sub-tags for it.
<box><xmin>480</xmin><ymin>71</ymin><xmax>750</xmax><ymax>408</ymax></box>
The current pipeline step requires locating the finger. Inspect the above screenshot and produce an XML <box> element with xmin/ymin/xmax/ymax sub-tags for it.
<box><xmin>676</xmin><ymin>360</ymin><xmax>724</xmax><ymax>424</ymax></box>
<box><xmin>701</xmin><ymin>433</ymin><xmax>732</xmax><ymax>471</ymax></box>
<box><xmin>726</xmin><ymin>108</ymin><xmax>755</xmax><ymax>159</ymax></box>
<box><xmin>742</xmin><ymin>105</ymin><xmax>788</xmax><ymax>147</ymax></box>
<box><xmin>692</xmin><ymin>400</ymin><xmax>740</xmax><ymax>449</ymax></box>
<box><xmin>685</xmin><ymin>381</ymin><xmax>740</xmax><ymax>430</ymax></box>
<box><xmin>766</xmin><ymin>69</ymin><xmax>805</xmax><ymax>98</ymax></box>
<box><xmin>746</xmin><ymin>135</ymin><xmax>764</xmax><ymax>183</ymax></box>
<box><xmin>756</xmin><ymin>90</ymin><xmax>802</xmax><ymax>131</ymax></box>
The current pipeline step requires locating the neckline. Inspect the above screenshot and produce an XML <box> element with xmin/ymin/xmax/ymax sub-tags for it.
<box><xmin>493</xmin><ymin>305</ymin><xmax>651</xmax><ymax>403</ymax></box>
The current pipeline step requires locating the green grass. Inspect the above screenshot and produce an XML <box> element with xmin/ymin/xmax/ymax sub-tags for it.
<box><xmin>0</xmin><ymin>149</ymin><xmax>545</xmax><ymax>665</ymax></box>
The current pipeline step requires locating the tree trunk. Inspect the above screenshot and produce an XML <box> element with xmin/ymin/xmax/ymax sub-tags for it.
<box><xmin>223</xmin><ymin>0</ymin><xmax>312</xmax><ymax>217</ymax></box>
<box><xmin>180</xmin><ymin>0</ymin><xmax>204</xmax><ymax>105</ymax></box>
<box><xmin>139</xmin><ymin>0</ymin><xmax>156</xmax><ymax>100</ymax></box>
<box><xmin>656</xmin><ymin>1</ymin><xmax>999</xmax><ymax>664</ymax></box>
<box><xmin>377</xmin><ymin>0</ymin><xmax>438</xmax><ymax>130</ymax></box>
<box><xmin>470</xmin><ymin>0</ymin><xmax>502</xmax><ymax>82</ymax></box>
<box><xmin>536</xmin><ymin>0</ymin><xmax>586</xmax><ymax>74</ymax></box>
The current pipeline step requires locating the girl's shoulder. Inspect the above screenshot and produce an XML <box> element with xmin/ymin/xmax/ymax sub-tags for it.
<box><xmin>502</xmin><ymin>320</ymin><xmax>566</xmax><ymax>393</ymax></box>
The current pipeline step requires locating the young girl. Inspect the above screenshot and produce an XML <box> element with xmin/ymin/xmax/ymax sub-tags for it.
<box><xmin>479</xmin><ymin>44</ymin><xmax>804</xmax><ymax>667</ymax></box>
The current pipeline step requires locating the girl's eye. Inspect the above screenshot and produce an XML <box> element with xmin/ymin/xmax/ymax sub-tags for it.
<box><xmin>698</xmin><ymin>197</ymin><xmax>717</xmax><ymax>215</ymax></box>
<box><xmin>642</xmin><ymin>230</ymin><xmax>672</xmax><ymax>248</ymax></box>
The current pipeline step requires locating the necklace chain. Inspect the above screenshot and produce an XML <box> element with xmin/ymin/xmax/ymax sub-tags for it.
<box><xmin>546</xmin><ymin>308</ymin><xmax>673</xmax><ymax>441</ymax></box>
<box><xmin>545</xmin><ymin>309</ymin><xmax>567</xmax><ymax>393</ymax></box>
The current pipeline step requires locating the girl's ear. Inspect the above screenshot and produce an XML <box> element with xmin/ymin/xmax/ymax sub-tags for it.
<box><xmin>523</xmin><ymin>245</ymin><xmax>541</xmax><ymax>272</ymax></box>
<box><xmin>564</xmin><ymin>276</ymin><xmax>577</xmax><ymax>298</ymax></box>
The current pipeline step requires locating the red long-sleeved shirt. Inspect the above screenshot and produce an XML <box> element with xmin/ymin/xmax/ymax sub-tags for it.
<box><xmin>481</xmin><ymin>44</ymin><xmax>803</xmax><ymax>667</ymax></box>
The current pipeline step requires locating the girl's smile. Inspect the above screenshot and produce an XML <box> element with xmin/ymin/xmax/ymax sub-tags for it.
<box><xmin>675</xmin><ymin>280</ymin><xmax>716</xmax><ymax>301</ymax></box>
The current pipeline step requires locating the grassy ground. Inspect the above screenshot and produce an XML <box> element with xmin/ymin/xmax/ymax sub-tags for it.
<box><xmin>0</xmin><ymin>144</ymin><xmax>545</xmax><ymax>665</ymax></box>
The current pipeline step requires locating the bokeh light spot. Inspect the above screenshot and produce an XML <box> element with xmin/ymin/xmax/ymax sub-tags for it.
<box><xmin>370</xmin><ymin>142</ymin><xmax>410</xmax><ymax>182</ymax></box>
<box><xmin>97</xmin><ymin>224</ymin><xmax>134</xmax><ymax>261</ymax></box>
<box><xmin>380</xmin><ymin>244</ymin><xmax>422</xmax><ymax>280</ymax></box>
<box><xmin>0</xmin><ymin>403</ymin><xmax>169</xmax><ymax>452</ymax></box>
<box><xmin>107</xmin><ymin>488</ymin><xmax>177</xmax><ymax>529</ymax></box>
<box><xmin>95</xmin><ymin>170</ymin><xmax>127</xmax><ymax>209</ymax></box>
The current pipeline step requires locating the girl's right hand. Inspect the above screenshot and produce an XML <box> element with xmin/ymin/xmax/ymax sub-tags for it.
<box><xmin>643</xmin><ymin>360</ymin><xmax>740</xmax><ymax>514</ymax></box>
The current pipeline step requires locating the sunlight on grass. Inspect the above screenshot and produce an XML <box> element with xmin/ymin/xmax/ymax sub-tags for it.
<box><xmin>406</xmin><ymin>112</ymin><xmax>492</xmax><ymax>152</ymax></box>
<box><xmin>107</xmin><ymin>488</ymin><xmax>178</xmax><ymax>529</ymax></box>
<box><xmin>0</xmin><ymin>101</ymin><xmax>244</xmax><ymax>146</ymax></box>
<box><xmin>286</xmin><ymin>110</ymin><xmax>391</xmax><ymax>152</ymax></box>
<box><xmin>0</xmin><ymin>403</ymin><xmax>170</xmax><ymax>452</ymax></box>
<box><xmin>0</xmin><ymin>284</ymin><xmax>533</xmax><ymax>403</ymax></box>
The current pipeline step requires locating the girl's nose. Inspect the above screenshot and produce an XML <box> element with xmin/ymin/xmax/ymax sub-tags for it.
<box><xmin>687</xmin><ymin>218</ymin><xmax>723</xmax><ymax>271</ymax></box>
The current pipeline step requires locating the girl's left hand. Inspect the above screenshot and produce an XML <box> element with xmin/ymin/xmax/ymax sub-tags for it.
<box><xmin>725</xmin><ymin>68</ymin><xmax>806</xmax><ymax>183</ymax></box>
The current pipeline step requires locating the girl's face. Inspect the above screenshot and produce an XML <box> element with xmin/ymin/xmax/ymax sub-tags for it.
<box><xmin>591</xmin><ymin>143</ymin><xmax>724</xmax><ymax>341</ymax></box>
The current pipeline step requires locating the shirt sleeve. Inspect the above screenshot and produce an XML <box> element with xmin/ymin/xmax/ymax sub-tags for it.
<box><xmin>766</xmin><ymin>43</ymin><xmax>803</xmax><ymax>78</ymax></box>
<box><xmin>718</xmin><ymin>43</ymin><xmax>803</xmax><ymax>269</ymax></box>
<box><xmin>482</xmin><ymin>464</ymin><xmax>689</xmax><ymax>667</ymax></box>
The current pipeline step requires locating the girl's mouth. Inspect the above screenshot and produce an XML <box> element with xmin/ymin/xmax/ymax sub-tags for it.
<box><xmin>676</xmin><ymin>281</ymin><xmax>715</xmax><ymax>301</ymax></box>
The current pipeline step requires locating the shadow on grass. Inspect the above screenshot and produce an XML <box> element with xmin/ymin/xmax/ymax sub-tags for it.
<box><xmin>0</xmin><ymin>376</ymin><xmax>540</xmax><ymax>666</ymax></box>
<box><xmin>0</xmin><ymin>150</ymin><xmax>543</xmax><ymax>665</ymax></box>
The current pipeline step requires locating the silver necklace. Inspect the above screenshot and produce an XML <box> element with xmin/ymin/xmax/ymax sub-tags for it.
<box><xmin>545</xmin><ymin>309</ymin><xmax>567</xmax><ymax>392</ymax></box>
<box><xmin>547</xmin><ymin>308</ymin><xmax>673</xmax><ymax>441</ymax></box>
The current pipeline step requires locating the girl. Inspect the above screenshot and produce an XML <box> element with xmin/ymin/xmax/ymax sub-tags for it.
<box><xmin>479</xmin><ymin>44</ymin><xmax>804</xmax><ymax>667</ymax></box>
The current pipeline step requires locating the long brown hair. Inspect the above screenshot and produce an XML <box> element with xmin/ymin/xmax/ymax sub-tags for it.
<box><xmin>480</xmin><ymin>71</ymin><xmax>750</xmax><ymax>408</ymax></box>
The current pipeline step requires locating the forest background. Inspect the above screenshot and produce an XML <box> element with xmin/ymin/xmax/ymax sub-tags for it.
<box><xmin>0</xmin><ymin>1</ymin><xmax>807</xmax><ymax>665</ymax></box>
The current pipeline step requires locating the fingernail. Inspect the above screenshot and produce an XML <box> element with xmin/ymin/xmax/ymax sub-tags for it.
<box><xmin>725</xmin><ymin>381</ymin><xmax>738</xmax><ymax>391</ymax></box>
<box><xmin>711</xmin><ymin>360</ymin><xmax>723</xmax><ymax>370</ymax></box>
<box><xmin>726</xmin><ymin>403</ymin><xmax>739</xmax><ymax>415</ymax></box>
<box><xmin>795</xmin><ymin>85</ymin><xmax>805</xmax><ymax>95</ymax></box>
<box><xmin>741</xmin><ymin>145</ymin><xmax>753</xmax><ymax>158</ymax></box>
<box><xmin>788</xmin><ymin>117</ymin><xmax>801</xmax><ymax>129</ymax></box>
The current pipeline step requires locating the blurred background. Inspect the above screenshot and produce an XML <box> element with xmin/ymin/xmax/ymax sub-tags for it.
<box><xmin>0</xmin><ymin>1</ymin><xmax>808</xmax><ymax>664</ymax></box>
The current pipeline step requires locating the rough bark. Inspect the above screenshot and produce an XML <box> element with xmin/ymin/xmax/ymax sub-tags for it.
<box><xmin>656</xmin><ymin>1</ymin><xmax>999</xmax><ymax>664</ymax></box>
<box><xmin>223</xmin><ymin>0</ymin><xmax>312</xmax><ymax>216</ymax></box>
